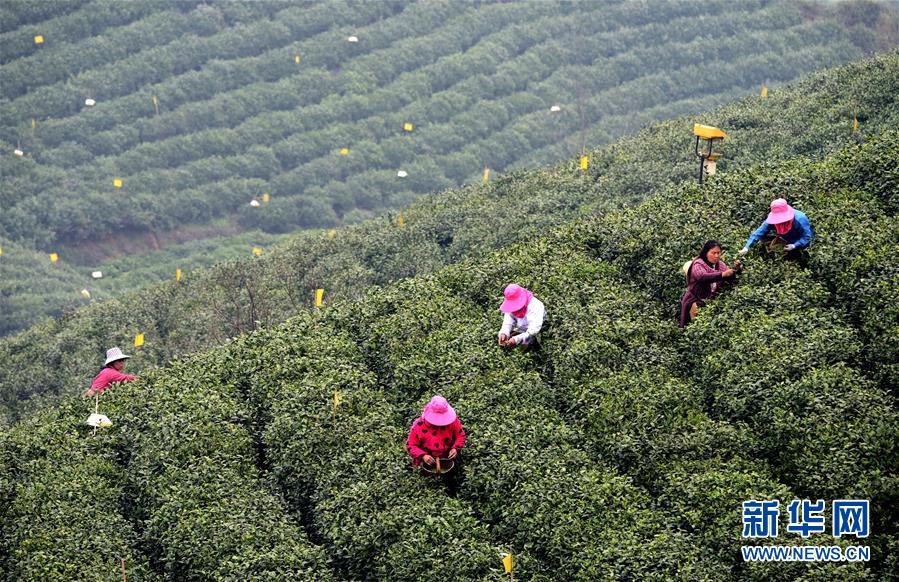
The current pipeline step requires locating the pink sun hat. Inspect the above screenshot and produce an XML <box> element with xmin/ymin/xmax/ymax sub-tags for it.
<box><xmin>423</xmin><ymin>395</ymin><xmax>457</xmax><ymax>426</ymax></box>
<box><xmin>499</xmin><ymin>283</ymin><xmax>532</xmax><ymax>313</ymax></box>
<box><xmin>766</xmin><ymin>198</ymin><xmax>795</xmax><ymax>225</ymax></box>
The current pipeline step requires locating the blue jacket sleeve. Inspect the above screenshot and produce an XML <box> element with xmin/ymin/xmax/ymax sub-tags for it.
<box><xmin>745</xmin><ymin>220</ymin><xmax>771</xmax><ymax>249</ymax></box>
<box><xmin>792</xmin><ymin>212</ymin><xmax>814</xmax><ymax>249</ymax></box>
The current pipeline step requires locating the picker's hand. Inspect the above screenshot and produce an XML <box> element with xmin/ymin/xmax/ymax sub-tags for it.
<box><xmin>783</xmin><ymin>244</ymin><xmax>796</xmax><ymax>251</ymax></box>
<box><xmin>738</xmin><ymin>247</ymin><xmax>749</xmax><ymax>257</ymax></box>
<box><xmin>447</xmin><ymin>448</ymin><xmax>458</xmax><ymax>459</ymax></box>
<box><xmin>722</xmin><ymin>268</ymin><xmax>735</xmax><ymax>278</ymax></box>
<box><xmin>498</xmin><ymin>333</ymin><xmax>509</xmax><ymax>346</ymax></box>
<box><xmin>422</xmin><ymin>455</ymin><xmax>435</xmax><ymax>466</ymax></box>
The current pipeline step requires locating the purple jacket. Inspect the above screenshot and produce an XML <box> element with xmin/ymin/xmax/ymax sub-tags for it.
<box><xmin>679</xmin><ymin>258</ymin><xmax>729</xmax><ymax>327</ymax></box>
<box><xmin>686</xmin><ymin>258</ymin><xmax>729</xmax><ymax>302</ymax></box>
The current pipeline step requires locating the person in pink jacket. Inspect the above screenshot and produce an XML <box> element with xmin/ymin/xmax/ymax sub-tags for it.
<box><xmin>86</xmin><ymin>347</ymin><xmax>137</xmax><ymax>397</ymax></box>
<box><xmin>679</xmin><ymin>240</ymin><xmax>737</xmax><ymax>327</ymax></box>
<box><xmin>406</xmin><ymin>395</ymin><xmax>466</xmax><ymax>469</ymax></box>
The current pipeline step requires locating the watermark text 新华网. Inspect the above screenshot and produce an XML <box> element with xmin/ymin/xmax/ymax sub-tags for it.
<box><xmin>741</xmin><ymin>499</ymin><xmax>870</xmax><ymax>562</ymax></box>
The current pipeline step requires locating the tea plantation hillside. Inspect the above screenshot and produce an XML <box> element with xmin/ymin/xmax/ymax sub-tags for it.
<box><xmin>1</xmin><ymin>50</ymin><xmax>897</xmax><ymax>425</ymax></box>
<box><xmin>1</xmin><ymin>126</ymin><xmax>895</xmax><ymax>580</ymax></box>
<box><xmin>2</xmin><ymin>0</ymin><xmax>898</xmax><ymax>336</ymax></box>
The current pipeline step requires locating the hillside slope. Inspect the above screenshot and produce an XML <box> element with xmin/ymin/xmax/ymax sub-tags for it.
<box><xmin>1</xmin><ymin>0</ymin><xmax>897</xmax><ymax>335</ymax></box>
<box><xmin>1</xmin><ymin>125</ymin><xmax>895</xmax><ymax>580</ymax></box>
<box><xmin>1</xmin><ymin>50</ymin><xmax>897</xmax><ymax>425</ymax></box>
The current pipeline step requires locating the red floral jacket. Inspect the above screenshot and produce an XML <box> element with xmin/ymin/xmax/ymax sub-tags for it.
<box><xmin>405</xmin><ymin>416</ymin><xmax>466</xmax><ymax>465</ymax></box>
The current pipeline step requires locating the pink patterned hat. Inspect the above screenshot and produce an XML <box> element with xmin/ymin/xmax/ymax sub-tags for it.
<box><xmin>423</xmin><ymin>395</ymin><xmax>457</xmax><ymax>426</ymax></box>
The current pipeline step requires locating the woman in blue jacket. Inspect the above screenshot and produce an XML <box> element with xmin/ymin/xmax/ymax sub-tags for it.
<box><xmin>739</xmin><ymin>198</ymin><xmax>814</xmax><ymax>256</ymax></box>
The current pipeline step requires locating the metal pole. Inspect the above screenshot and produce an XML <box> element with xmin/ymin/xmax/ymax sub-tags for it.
<box><xmin>695</xmin><ymin>136</ymin><xmax>704</xmax><ymax>184</ymax></box>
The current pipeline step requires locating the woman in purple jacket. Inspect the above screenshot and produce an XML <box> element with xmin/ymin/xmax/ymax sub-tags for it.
<box><xmin>680</xmin><ymin>240</ymin><xmax>737</xmax><ymax>328</ymax></box>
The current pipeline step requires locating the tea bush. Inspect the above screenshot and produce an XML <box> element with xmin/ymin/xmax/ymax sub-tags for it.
<box><xmin>4</xmin><ymin>53</ymin><xmax>898</xmax><ymax>419</ymax></box>
<box><xmin>0</xmin><ymin>401</ymin><xmax>156</xmax><ymax>581</ymax></box>
<box><xmin>1</xmin><ymin>56</ymin><xmax>897</xmax><ymax>580</ymax></box>
<box><xmin>4</xmin><ymin>5</ymin><xmax>897</xmax><ymax>338</ymax></box>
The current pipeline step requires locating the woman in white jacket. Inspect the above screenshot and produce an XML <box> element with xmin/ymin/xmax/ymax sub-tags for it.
<box><xmin>497</xmin><ymin>283</ymin><xmax>545</xmax><ymax>350</ymax></box>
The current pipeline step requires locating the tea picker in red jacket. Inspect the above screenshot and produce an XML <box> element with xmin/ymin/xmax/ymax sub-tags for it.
<box><xmin>497</xmin><ymin>283</ymin><xmax>545</xmax><ymax>350</ymax></box>
<box><xmin>680</xmin><ymin>240</ymin><xmax>738</xmax><ymax>328</ymax></box>
<box><xmin>86</xmin><ymin>347</ymin><xmax>138</xmax><ymax>397</ymax></box>
<box><xmin>406</xmin><ymin>395</ymin><xmax>466</xmax><ymax>472</ymax></box>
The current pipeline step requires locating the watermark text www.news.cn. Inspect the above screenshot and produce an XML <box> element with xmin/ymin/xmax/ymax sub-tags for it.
<box><xmin>741</xmin><ymin>499</ymin><xmax>870</xmax><ymax>562</ymax></box>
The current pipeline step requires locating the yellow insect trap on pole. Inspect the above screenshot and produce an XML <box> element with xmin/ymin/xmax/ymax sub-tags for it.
<box><xmin>314</xmin><ymin>288</ymin><xmax>324</xmax><ymax>307</ymax></box>
<box><xmin>483</xmin><ymin>167</ymin><xmax>490</xmax><ymax>183</ymax></box>
<box><xmin>113</xmin><ymin>178</ymin><xmax>123</xmax><ymax>188</ymax></box>
<box><xmin>501</xmin><ymin>552</ymin><xmax>514</xmax><ymax>578</ymax></box>
<box><xmin>397</xmin><ymin>212</ymin><xmax>405</xmax><ymax>228</ymax></box>
<box><xmin>403</xmin><ymin>122</ymin><xmax>413</xmax><ymax>132</ymax></box>
<box><xmin>34</xmin><ymin>35</ymin><xmax>44</xmax><ymax>45</ymax></box>
<box><xmin>80</xmin><ymin>289</ymin><xmax>91</xmax><ymax>299</ymax></box>
<box><xmin>49</xmin><ymin>253</ymin><xmax>58</xmax><ymax>263</ymax></box>
<box><xmin>294</xmin><ymin>55</ymin><xmax>301</xmax><ymax>64</ymax></box>
<box><xmin>693</xmin><ymin>124</ymin><xmax>727</xmax><ymax>184</ymax></box>
<box><xmin>580</xmin><ymin>155</ymin><xmax>589</xmax><ymax>170</ymax></box>
<box><xmin>176</xmin><ymin>268</ymin><xmax>182</xmax><ymax>282</ymax></box>
<box><xmin>761</xmin><ymin>85</ymin><xmax>768</xmax><ymax>98</ymax></box>
<box><xmin>262</xmin><ymin>192</ymin><xmax>270</xmax><ymax>203</ymax></box>
<box><xmin>339</xmin><ymin>148</ymin><xmax>349</xmax><ymax>156</ymax></box>
<box><xmin>252</xmin><ymin>247</ymin><xmax>263</xmax><ymax>256</ymax></box>
<box><xmin>134</xmin><ymin>333</ymin><xmax>144</xmax><ymax>348</ymax></box>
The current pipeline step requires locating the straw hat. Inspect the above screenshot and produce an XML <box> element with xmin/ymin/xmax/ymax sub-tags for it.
<box><xmin>104</xmin><ymin>347</ymin><xmax>131</xmax><ymax>366</ymax></box>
